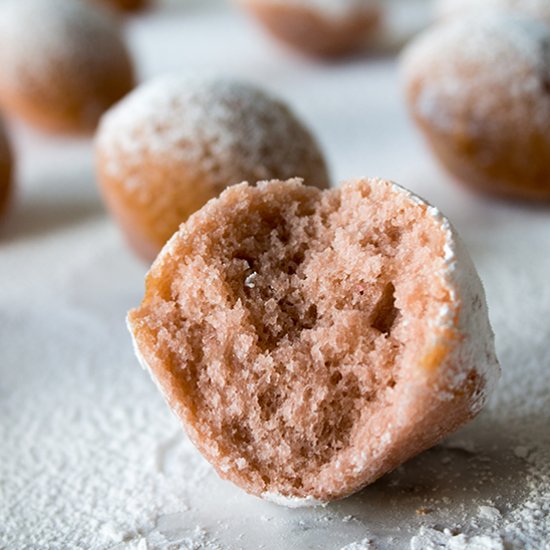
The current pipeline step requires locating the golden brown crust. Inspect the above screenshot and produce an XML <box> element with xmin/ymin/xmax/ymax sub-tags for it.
<box><xmin>0</xmin><ymin>61</ymin><xmax>134</xmax><ymax>135</ymax></box>
<box><xmin>409</xmin><ymin>97</ymin><xmax>550</xmax><ymax>202</ymax></box>
<box><xmin>239</xmin><ymin>1</ymin><xmax>381</xmax><ymax>57</ymax></box>
<box><xmin>97</xmin><ymin>156</ymin><xmax>219</xmax><ymax>261</ymax></box>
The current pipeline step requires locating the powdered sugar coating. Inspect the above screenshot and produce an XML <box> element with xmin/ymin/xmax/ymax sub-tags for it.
<box><xmin>96</xmin><ymin>76</ymin><xmax>330</xmax><ymax>261</ymax></box>
<box><xmin>401</xmin><ymin>11</ymin><xmax>550</xmax><ymax>199</ymax></box>
<box><xmin>97</xmin><ymin>75</ymin><xmax>329</xmax><ymax>191</ymax></box>
<box><xmin>401</xmin><ymin>12</ymin><xmax>550</xmax><ymax>137</ymax></box>
<box><xmin>410</xmin><ymin>526</ymin><xmax>504</xmax><ymax>550</ymax></box>
<box><xmin>435</xmin><ymin>0</ymin><xmax>550</xmax><ymax>24</ymax></box>
<box><xmin>0</xmin><ymin>0</ymin><xmax>134</xmax><ymax>132</ymax></box>
<box><xmin>261</xmin><ymin>492</ymin><xmax>325</xmax><ymax>508</ymax></box>
<box><xmin>0</xmin><ymin>0</ymin><xmax>120</xmax><ymax>89</ymax></box>
<box><xmin>439</xmin><ymin>228</ymin><xmax>499</xmax><ymax>412</ymax></box>
<box><xmin>388</xmin><ymin>181</ymin><xmax>499</xmax><ymax>416</ymax></box>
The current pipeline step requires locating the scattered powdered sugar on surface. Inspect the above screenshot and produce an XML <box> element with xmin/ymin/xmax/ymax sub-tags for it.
<box><xmin>401</xmin><ymin>12</ymin><xmax>550</xmax><ymax>138</ymax></box>
<box><xmin>340</xmin><ymin>537</ymin><xmax>376</xmax><ymax>550</ymax></box>
<box><xmin>410</xmin><ymin>526</ymin><xmax>504</xmax><ymax>549</ymax></box>
<box><xmin>261</xmin><ymin>492</ymin><xmax>327</xmax><ymax>508</ymax></box>
<box><xmin>478</xmin><ymin>505</ymin><xmax>502</xmax><ymax>523</ymax></box>
<box><xmin>2</xmin><ymin>3</ymin><xmax>550</xmax><ymax>549</ymax></box>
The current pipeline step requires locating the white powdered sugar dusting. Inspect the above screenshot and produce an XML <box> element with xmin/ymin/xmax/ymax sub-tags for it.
<box><xmin>0</xmin><ymin>0</ymin><xmax>122</xmax><ymax>91</ymax></box>
<box><xmin>389</xmin><ymin>180</ymin><xmax>499</xmax><ymax>415</ymax></box>
<box><xmin>401</xmin><ymin>12</ymin><xmax>550</xmax><ymax>139</ymax></box>
<box><xmin>410</xmin><ymin>526</ymin><xmax>504</xmax><ymax>549</ymax></box>
<box><xmin>96</xmin><ymin>75</ymin><xmax>326</xmax><ymax>191</ymax></box>
<box><xmin>261</xmin><ymin>492</ymin><xmax>327</xmax><ymax>508</ymax></box>
<box><xmin>443</xmin><ymin>228</ymin><xmax>500</xmax><ymax>414</ymax></box>
<box><xmin>340</xmin><ymin>538</ymin><xmax>376</xmax><ymax>550</ymax></box>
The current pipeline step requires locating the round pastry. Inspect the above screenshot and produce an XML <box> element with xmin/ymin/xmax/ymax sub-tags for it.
<box><xmin>94</xmin><ymin>0</ymin><xmax>149</xmax><ymax>12</ymax></box>
<box><xmin>95</xmin><ymin>76</ymin><xmax>331</xmax><ymax>262</ymax></box>
<box><xmin>128</xmin><ymin>177</ymin><xmax>499</xmax><ymax>505</ymax></box>
<box><xmin>0</xmin><ymin>0</ymin><xmax>135</xmax><ymax>134</ymax></box>
<box><xmin>0</xmin><ymin>120</ymin><xmax>13</xmax><ymax>219</ymax></box>
<box><xmin>436</xmin><ymin>0</ymin><xmax>550</xmax><ymax>25</ymax></box>
<box><xmin>402</xmin><ymin>13</ymin><xmax>550</xmax><ymax>201</ymax></box>
<box><xmin>236</xmin><ymin>0</ymin><xmax>382</xmax><ymax>57</ymax></box>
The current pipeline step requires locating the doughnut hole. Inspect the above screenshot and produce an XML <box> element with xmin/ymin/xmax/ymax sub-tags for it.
<box><xmin>96</xmin><ymin>77</ymin><xmax>330</xmax><ymax>262</ymax></box>
<box><xmin>129</xmin><ymin>179</ymin><xmax>469</xmax><ymax>501</ymax></box>
<box><xmin>0</xmin><ymin>0</ymin><xmax>135</xmax><ymax>134</ymax></box>
<box><xmin>402</xmin><ymin>13</ymin><xmax>550</xmax><ymax>201</ymax></box>
<box><xmin>237</xmin><ymin>0</ymin><xmax>381</xmax><ymax>57</ymax></box>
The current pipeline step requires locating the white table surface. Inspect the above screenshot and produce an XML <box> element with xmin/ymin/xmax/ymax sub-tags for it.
<box><xmin>1</xmin><ymin>2</ymin><xmax>549</xmax><ymax>549</ymax></box>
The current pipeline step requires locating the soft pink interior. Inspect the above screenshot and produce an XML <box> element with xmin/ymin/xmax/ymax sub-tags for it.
<box><xmin>138</xmin><ymin>181</ymin><xmax>450</xmax><ymax>497</ymax></box>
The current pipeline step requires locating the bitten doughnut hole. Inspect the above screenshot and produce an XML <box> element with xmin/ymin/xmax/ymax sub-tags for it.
<box><xmin>237</xmin><ymin>0</ymin><xmax>382</xmax><ymax>57</ymax></box>
<box><xmin>402</xmin><ymin>12</ymin><xmax>550</xmax><ymax>201</ymax></box>
<box><xmin>96</xmin><ymin>77</ymin><xmax>330</xmax><ymax>262</ymax></box>
<box><xmin>129</xmin><ymin>178</ymin><xmax>499</xmax><ymax>502</ymax></box>
<box><xmin>0</xmin><ymin>0</ymin><xmax>135</xmax><ymax>133</ymax></box>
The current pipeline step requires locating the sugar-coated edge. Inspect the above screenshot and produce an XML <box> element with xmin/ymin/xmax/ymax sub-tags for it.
<box><xmin>127</xmin><ymin>314</ymin><xmax>189</xmax><ymax>424</ymax></box>
<box><xmin>389</xmin><ymin>178</ymin><xmax>499</xmax><ymax>413</ymax></box>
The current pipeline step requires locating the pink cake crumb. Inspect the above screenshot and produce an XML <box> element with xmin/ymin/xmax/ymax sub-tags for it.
<box><xmin>128</xmin><ymin>178</ymin><xmax>499</xmax><ymax>505</ymax></box>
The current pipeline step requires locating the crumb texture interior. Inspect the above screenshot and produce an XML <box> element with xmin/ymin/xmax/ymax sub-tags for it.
<box><xmin>133</xmin><ymin>179</ymin><xmax>451</xmax><ymax>498</ymax></box>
